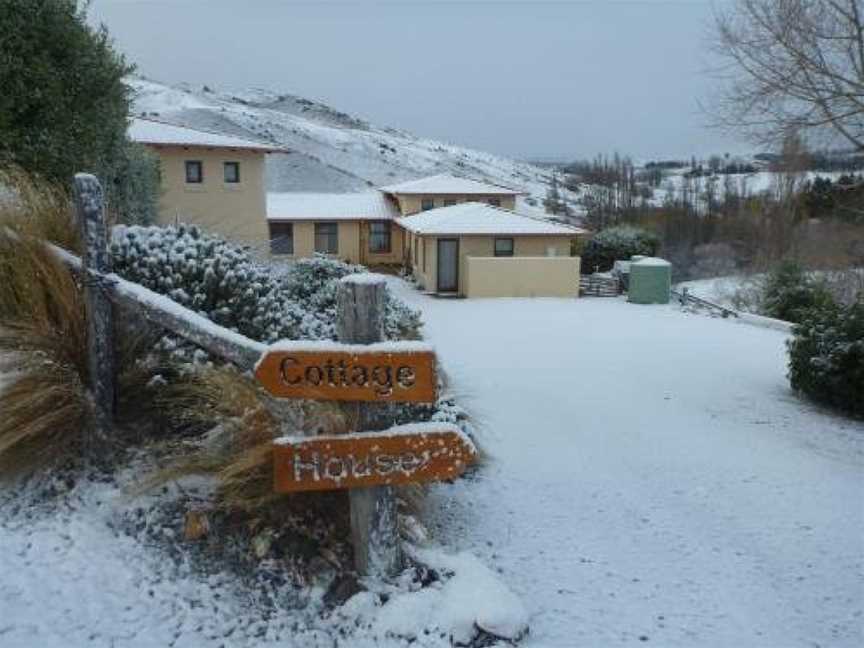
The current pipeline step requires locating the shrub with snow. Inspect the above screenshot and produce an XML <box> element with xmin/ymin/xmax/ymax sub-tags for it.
<box><xmin>110</xmin><ymin>225</ymin><xmax>421</xmax><ymax>344</ymax></box>
<box><xmin>581</xmin><ymin>225</ymin><xmax>659</xmax><ymax>273</ymax></box>
<box><xmin>763</xmin><ymin>261</ymin><xmax>835</xmax><ymax>323</ymax></box>
<box><xmin>788</xmin><ymin>301</ymin><xmax>864</xmax><ymax>418</ymax></box>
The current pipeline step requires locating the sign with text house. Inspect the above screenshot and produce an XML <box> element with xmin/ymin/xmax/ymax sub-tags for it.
<box><xmin>272</xmin><ymin>424</ymin><xmax>476</xmax><ymax>493</ymax></box>
<box><xmin>254</xmin><ymin>341</ymin><xmax>437</xmax><ymax>403</ymax></box>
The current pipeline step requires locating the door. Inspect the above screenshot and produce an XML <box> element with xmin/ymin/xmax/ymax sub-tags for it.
<box><xmin>437</xmin><ymin>238</ymin><xmax>459</xmax><ymax>293</ymax></box>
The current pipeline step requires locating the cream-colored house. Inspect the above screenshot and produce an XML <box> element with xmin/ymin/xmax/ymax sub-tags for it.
<box><xmin>129</xmin><ymin>117</ymin><xmax>286</xmax><ymax>251</ymax></box>
<box><xmin>378</xmin><ymin>174</ymin><xmax>519</xmax><ymax>214</ymax></box>
<box><xmin>398</xmin><ymin>203</ymin><xmax>582</xmax><ymax>297</ymax></box>
<box><xmin>267</xmin><ymin>174</ymin><xmax>586</xmax><ymax>297</ymax></box>
<box><xmin>128</xmin><ymin>119</ymin><xmax>586</xmax><ymax>297</ymax></box>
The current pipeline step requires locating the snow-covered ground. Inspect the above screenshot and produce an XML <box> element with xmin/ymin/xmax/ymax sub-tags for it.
<box><xmin>387</xmin><ymin>279</ymin><xmax>864</xmax><ymax>647</ymax></box>
<box><xmin>3</xmin><ymin>288</ymin><xmax>863</xmax><ymax>647</ymax></box>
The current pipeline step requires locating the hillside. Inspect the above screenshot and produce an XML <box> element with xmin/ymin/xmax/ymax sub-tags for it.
<box><xmin>129</xmin><ymin>77</ymin><xmax>561</xmax><ymax>213</ymax></box>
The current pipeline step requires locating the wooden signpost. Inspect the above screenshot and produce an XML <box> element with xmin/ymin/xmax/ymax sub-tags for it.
<box><xmin>272</xmin><ymin>424</ymin><xmax>476</xmax><ymax>493</ymax></box>
<box><xmin>256</xmin><ymin>275</ymin><xmax>476</xmax><ymax>579</ymax></box>
<box><xmin>254</xmin><ymin>344</ymin><xmax>437</xmax><ymax>403</ymax></box>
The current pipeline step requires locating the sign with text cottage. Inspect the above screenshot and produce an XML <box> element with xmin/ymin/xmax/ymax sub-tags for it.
<box><xmin>255</xmin><ymin>342</ymin><xmax>437</xmax><ymax>403</ymax></box>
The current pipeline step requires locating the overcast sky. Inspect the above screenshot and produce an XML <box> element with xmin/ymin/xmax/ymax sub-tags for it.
<box><xmin>89</xmin><ymin>0</ymin><xmax>744</xmax><ymax>161</ymax></box>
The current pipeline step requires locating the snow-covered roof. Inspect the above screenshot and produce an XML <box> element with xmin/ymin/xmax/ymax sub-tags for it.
<box><xmin>632</xmin><ymin>257</ymin><xmax>671</xmax><ymax>267</ymax></box>
<box><xmin>267</xmin><ymin>192</ymin><xmax>400</xmax><ymax>221</ymax></box>
<box><xmin>379</xmin><ymin>174</ymin><xmax>522</xmax><ymax>196</ymax></box>
<box><xmin>128</xmin><ymin>118</ymin><xmax>286</xmax><ymax>152</ymax></box>
<box><xmin>398</xmin><ymin>203</ymin><xmax>586</xmax><ymax>236</ymax></box>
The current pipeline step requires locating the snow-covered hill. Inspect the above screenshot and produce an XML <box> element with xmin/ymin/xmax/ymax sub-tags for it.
<box><xmin>129</xmin><ymin>77</ymin><xmax>560</xmax><ymax>213</ymax></box>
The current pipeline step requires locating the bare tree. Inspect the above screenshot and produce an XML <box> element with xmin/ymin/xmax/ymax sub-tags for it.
<box><xmin>710</xmin><ymin>0</ymin><xmax>864</xmax><ymax>150</ymax></box>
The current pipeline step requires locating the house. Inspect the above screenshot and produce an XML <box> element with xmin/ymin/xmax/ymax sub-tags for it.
<box><xmin>130</xmin><ymin>118</ymin><xmax>586</xmax><ymax>297</ymax></box>
<box><xmin>399</xmin><ymin>202</ymin><xmax>581</xmax><ymax>297</ymax></box>
<box><xmin>378</xmin><ymin>174</ymin><xmax>519</xmax><ymax>213</ymax></box>
<box><xmin>128</xmin><ymin>117</ymin><xmax>287</xmax><ymax>251</ymax></box>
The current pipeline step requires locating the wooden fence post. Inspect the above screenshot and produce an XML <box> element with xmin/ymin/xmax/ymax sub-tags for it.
<box><xmin>73</xmin><ymin>173</ymin><xmax>115</xmax><ymax>444</ymax></box>
<box><xmin>336</xmin><ymin>276</ymin><xmax>402</xmax><ymax>579</ymax></box>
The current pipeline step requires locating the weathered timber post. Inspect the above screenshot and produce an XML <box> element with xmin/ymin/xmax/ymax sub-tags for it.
<box><xmin>336</xmin><ymin>276</ymin><xmax>402</xmax><ymax>578</ymax></box>
<box><xmin>73</xmin><ymin>173</ymin><xmax>115</xmax><ymax>443</ymax></box>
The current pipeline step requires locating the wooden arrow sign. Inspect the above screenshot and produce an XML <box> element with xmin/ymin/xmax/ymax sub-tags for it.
<box><xmin>272</xmin><ymin>423</ymin><xmax>476</xmax><ymax>493</ymax></box>
<box><xmin>255</xmin><ymin>341</ymin><xmax>437</xmax><ymax>403</ymax></box>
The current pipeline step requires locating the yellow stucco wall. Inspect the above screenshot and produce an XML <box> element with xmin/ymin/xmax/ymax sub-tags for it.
<box><xmin>464</xmin><ymin>256</ymin><xmax>581</xmax><ymax>298</ymax></box>
<box><xmin>406</xmin><ymin>233</ymin><xmax>578</xmax><ymax>295</ymax></box>
<box><xmin>149</xmin><ymin>146</ymin><xmax>268</xmax><ymax>252</ymax></box>
<box><xmin>394</xmin><ymin>194</ymin><xmax>517</xmax><ymax>215</ymax></box>
<box><xmin>268</xmin><ymin>220</ymin><xmax>404</xmax><ymax>265</ymax></box>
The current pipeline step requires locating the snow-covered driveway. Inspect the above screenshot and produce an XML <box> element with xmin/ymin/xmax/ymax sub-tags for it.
<box><xmin>389</xmin><ymin>279</ymin><xmax>864</xmax><ymax>648</ymax></box>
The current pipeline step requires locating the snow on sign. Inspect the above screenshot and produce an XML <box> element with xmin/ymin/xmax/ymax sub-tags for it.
<box><xmin>273</xmin><ymin>424</ymin><xmax>477</xmax><ymax>493</ymax></box>
<box><xmin>254</xmin><ymin>341</ymin><xmax>437</xmax><ymax>403</ymax></box>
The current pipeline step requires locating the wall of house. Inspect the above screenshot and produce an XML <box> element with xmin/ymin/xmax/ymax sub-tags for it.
<box><xmin>151</xmin><ymin>146</ymin><xmax>269</xmax><ymax>252</ymax></box>
<box><xmin>394</xmin><ymin>194</ymin><xmax>517</xmax><ymax>215</ymax></box>
<box><xmin>406</xmin><ymin>233</ymin><xmax>577</xmax><ymax>295</ymax></box>
<box><xmin>464</xmin><ymin>256</ymin><xmax>581</xmax><ymax>298</ymax></box>
<box><xmin>359</xmin><ymin>221</ymin><xmax>404</xmax><ymax>266</ymax></box>
<box><xmin>268</xmin><ymin>220</ymin><xmax>405</xmax><ymax>265</ymax></box>
<box><xmin>269</xmin><ymin>220</ymin><xmax>360</xmax><ymax>263</ymax></box>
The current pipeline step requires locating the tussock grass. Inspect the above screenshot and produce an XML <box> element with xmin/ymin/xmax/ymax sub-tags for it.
<box><xmin>139</xmin><ymin>366</ymin><xmax>351</xmax><ymax>519</ymax></box>
<box><xmin>0</xmin><ymin>169</ymin><xmax>153</xmax><ymax>476</ymax></box>
<box><xmin>0</xmin><ymin>174</ymin><xmax>90</xmax><ymax>475</ymax></box>
<box><xmin>0</xmin><ymin>167</ymin><xmax>80</xmax><ymax>252</ymax></box>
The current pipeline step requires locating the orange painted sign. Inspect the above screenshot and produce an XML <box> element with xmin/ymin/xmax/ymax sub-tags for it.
<box><xmin>255</xmin><ymin>343</ymin><xmax>437</xmax><ymax>403</ymax></box>
<box><xmin>272</xmin><ymin>424</ymin><xmax>476</xmax><ymax>493</ymax></box>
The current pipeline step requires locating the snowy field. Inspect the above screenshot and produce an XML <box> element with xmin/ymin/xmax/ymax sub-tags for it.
<box><xmin>2</xmin><ymin>285</ymin><xmax>863</xmax><ymax>647</ymax></box>
<box><xmin>388</xmin><ymin>279</ymin><xmax>864</xmax><ymax>648</ymax></box>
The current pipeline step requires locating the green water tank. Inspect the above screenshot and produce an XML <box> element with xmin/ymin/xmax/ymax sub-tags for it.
<box><xmin>628</xmin><ymin>257</ymin><xmax>672</xmax><ymax>304</ymax></box>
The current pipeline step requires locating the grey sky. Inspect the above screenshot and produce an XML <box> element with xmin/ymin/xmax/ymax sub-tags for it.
<box><xmin>89</xmin><ymin>0</ymin><xmax>742</xmax><ymax>160</ymax></box>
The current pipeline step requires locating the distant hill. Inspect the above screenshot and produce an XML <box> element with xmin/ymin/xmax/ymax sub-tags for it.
<box><xmin>128</xmin><ymin>77</ymin><xmax>561</xmax><ymax>214</ymax></box>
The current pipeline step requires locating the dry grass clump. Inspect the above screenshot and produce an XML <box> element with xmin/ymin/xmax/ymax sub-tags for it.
<box><xmin>0</xmin><ymin>169</ymin><xmax>151</xmax><ymax>476</ymax></box>
<box><xmin>0</xmin><ymin>166</ymin><xmax>81</xmax><ymax>252</ymax></box>
<box><xmin>142</xmin><ymin>366</ymin><xmax>350</xmax><ymax>517</ymax></box>
<box><xmin>0</xmin><ymin>169</ymin><xmax>88</xmax><ymax>475</ymax></box>
<box><xmin>0</xmin><ymin>208</ymin><xmax>89</xmax><ymax>475</ymax></box>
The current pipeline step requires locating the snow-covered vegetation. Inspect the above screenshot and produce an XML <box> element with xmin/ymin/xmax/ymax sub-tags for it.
<box><xmin>111</xmin><ymin>224</ymin><xmax>422</xmax><ymax>344</ymax></box>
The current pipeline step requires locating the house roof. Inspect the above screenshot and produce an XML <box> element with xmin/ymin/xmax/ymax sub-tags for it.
<box><xmin>398</xmin><ymin>202</ymin><xmax>586</xmax><ymax>236</ymax></box>
<box><xmin>129</xmin><ymin>118</ymin><xmax>287</xmax><ymax>153</ymax></box>
<box><xmin>378</xmin><ymin>174</ymin><xmax>522</xmax><ymax>195</ymax></box>
<box><xmin>267</xmin><ymin>192</ymin><xmax>401</xmax><ymax>221</ymax></box>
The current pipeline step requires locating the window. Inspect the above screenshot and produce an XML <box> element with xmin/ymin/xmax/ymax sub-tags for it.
<box><xmin>413</xmin><ymin>237</ymin><xmax>419</xmax><ymax>266</ymax></box>
<box><xmin>422</xmin><ymin>239</ymin><xmax>427</xmax><ymax>272</ymax></box>
<box><xmin>315</xmin><ymin>222</ymin><xmax>339</xmax><ymax>254</ymax></box>
<box><xmin>487</xmin><ymin>197</ymin><xmax>501</xmax><ymax>207</ymax></box>
<box><xmin>443</xmin><ymin>199</ymin><xmax>457</xmax><ymax>207</ymax></box>
<box><xmin>224</xmin><ymin>161</ymin><xmax>240</xmax><ymax>183</ymax></box>
<box><xmin>494</xmin><ymin>238</ymin><xmax>514</xmax><ymax>257</ymax></box>
<box><xmin>269</xmin><ymin>222</ymin><xmax>293</xmax><ymax>255</ymax></box>
<box><xmin>369</xmin><ymin>221</ymin><xmax>391</xmax><ymax>253</ymax></box>
<box><xmin>185</xmin><ymin>160</ymin><xmax>203</xmax><ymax>184</ymax></box>
<box><xmin>421</xmin><ymin>198</ymin><xmax>435</xmax><ymax>211</ymax></box>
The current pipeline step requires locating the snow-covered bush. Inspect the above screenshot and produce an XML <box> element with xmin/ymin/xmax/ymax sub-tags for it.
<box><xmin>762</xmin><ymin>261</ymin><xmax>835</xmax><ymax>323</ymax></box>
<box><xmin>280</xmin><ymin>255</ymin><xmax>422</xmax><ymax>340</ymax></box>
<box><xmin>581</xmin><ymin>225</ymin><xmax>659</xmax><ymax>273</ymax></box>
<box><xmin>788</xmin><ymin>301</ymin><xmax>864</xmax><ymax>418</ymax></box>
<box><xmin>110</xmin><ymin>225</ymin><xmax>422</xmax><ymax>344</ymax></box>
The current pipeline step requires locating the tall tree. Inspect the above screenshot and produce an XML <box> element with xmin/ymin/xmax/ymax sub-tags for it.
<box><xmin>710</xmin><ymin>0</ymin><xmax>864</xmax><ymax>150</ymax></box>
<box><xmin>0</xmin><ymin>0</ymin><xmax>132</xmax><ymax>182</ymax></box>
